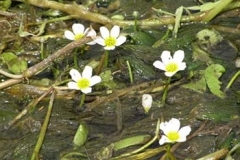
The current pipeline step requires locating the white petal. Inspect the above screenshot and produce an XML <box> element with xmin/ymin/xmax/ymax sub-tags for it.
<box><xmin>85</xmin><ymin>28</ymin><xmax>96</xmax><ymax>37</ymax></box>
<box><xmin>86</xmin><ymin>41</ymin><xmax>96</xmax><ymax>45</ymax></box>
<box><xmin>72</xmin><ymin>23</ymin><xmax>84</xmax><ymax>35</ymax></box>
<box><xmin>176</xmin><ymin>136</ymin><xmax>187</xmax><ymax>142</ymax></box>
<box><xmin>110</xmin><ymin>25</ymin><xmax>120</xmax><ymax>38</ymax></box>
<box><xmin>159</xmin><ymin>135</ymin><xmax>172</xmax><ymax>145</ymax></box>
<box><xmin>64</xmin><ymin>30</ymin><xmax>75</xmax><ymax>40</ymax></box>
<box><xmin>95</xmin><ymin>37</ymin><xmax>106</xmax><ymax>46</ymax></box>
<box><xmin>115</xmin><ymin>36</ymin><xmax>126</xmax><ymax>46</ymax></box>
<box><xmin>165</xmin><ymin>71</ymin><xmax>176</xmax><ymax>77</ymax></box>
<box><xmin>100</xmin><ymin>26</ymin><xmax>110</xmax><ymax>39</ymax></box>
<box><xmin>160</xmin><ymin>121</ymin><xmax>171</xmax><ymax>135</ymax></box>
<box><xmin>168</xmin><ymin>118</ymin><xmax>181</xmax><ymax>132</ymax></box>
<box><xmin>178</xmin><ymin>62</ymin><xmax>187</xmax><ymax>71</ymax></box>
<box><xmin>178</xmin><ymin>126</ymin><xmax>191</xmax><ymax>137</ymax></box>
<box><xmin>104</xmin><ymin>46</ymin><xmax>115</xmax><ymax>50</ymax></box>
<box><xmin>161</xmin><ymin>51</ymin><xmax>172</xmax><ymax>65</ymax></box>
<box><xmin>67</xmin><ymin>82</ymin><xmax>79</xmax><ymax>90</ymax></box>
<box><xmin>69</xmin><ymin>69</ymin><xmax>81</xmax><ymax>82</ymax></box>
<box><xmin>173</xmin><ymin>50</ymin><xmax>185</xmax><ymax>63</ymax></box>
<box><xmin>82</xmin><ymin>66</ymin><xmax>93</xmax><ymax>78</ymax></box>
<box><xmin>81</xmin><ymin>87</ymin><xmax>92</xmax><ymax>94</ymax></box>
<box><xmin>153</xmin><ymin>61</ymin><xmax>166</xmax><ymax>71</ymax></box>
<box><xmin>89</xmin><ymin>76</ymin><xmax>101</xmax><ymax>86</ymax></box>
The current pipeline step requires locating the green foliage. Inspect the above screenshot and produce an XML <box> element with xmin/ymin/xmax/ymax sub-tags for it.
<box><xmin>0</xmin><ymin>52</ymin><xmax>27</xmax><ymax>74</ymax></box>
<box><xmin>183</xmin><ymin>64</ymin><xmax>225</xmax><ymax>98</ymax></box>
<box><xmin>100</xmin><ymin>70</ymin><xmax>118</xmax><ymax>89</ymax></box>
<box><xmin>182</xmin><ymin>72</ymin><xmax>206</xmax><ymax>93</ymax></box>
<box><xmin>73</xmin><ymin>122</ymin><xmax>88</xmax><ymax>147</ymax></box>
<box><xmin>0</xmin><ymin>0</ymin><xmax>11</xmax><ymax>11</ymax></box>
<box><xmin>205</xmin><ymin>64</ymin><xmax>226</xmax><ymax>99</ymax></box>
<box><xmin>127</xmin><ymin>30</ymin><xmax>156</xmax><ymax>46</ymax></box>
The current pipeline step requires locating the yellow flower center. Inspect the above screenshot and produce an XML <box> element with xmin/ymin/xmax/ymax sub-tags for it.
<box><xmin>166</xmin><ymin>63</ymin><xmax>178</xmax><ymax>72</ymax></box>
<box><xmin>167</xmin><ymin>131</ymin><xmax>180</xmax><ymax>142</ymax></box>
<box><xmin>105</xmin><ymin>37</ymin><xmax>116</xmax><ymax>47</ymax></box>
<box><xmin>77</xmin><ymin>78</ymin><xmax>90</xmax><ymax>89</ymax></box>
<box><xmin>74</xmin><ymin>33</ymin><xmax>84</xmax><ymax>40</ymax></box>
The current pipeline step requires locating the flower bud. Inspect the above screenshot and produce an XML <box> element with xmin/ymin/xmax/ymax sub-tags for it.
<box><xmin>142</xmin><ymin>94</ymin><xmax>153</xmax><ymax>113</ymax></box>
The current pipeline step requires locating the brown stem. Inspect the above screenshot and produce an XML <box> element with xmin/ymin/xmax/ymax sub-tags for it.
<box><xmin>23</xmin><ymin>37</ymin><xmax>91</xmax><ymax>78</ymax></box>
<box><xmin>23</xmin><ymin>0</ymin><xmax>236</xmax><ymax>27</ymax></box>
<box><xmin>0</xmin><ymin>37</ymin><xmax>91</xmax><ymax>90</ymax></box>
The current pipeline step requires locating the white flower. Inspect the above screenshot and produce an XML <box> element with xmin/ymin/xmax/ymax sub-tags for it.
<box><xmin>153</xmin><ymin>50</ymin><xmax>186</xmax><ymax>77</ymax></box>
<box><xmin>142</xmin><ymin>94</ymin><xmax>152</xmax><ymax>113</ymax></box>
<box><xmin>67</xmin><ymin>66</ymin><xmax>101</xmax><ymax>94</ymax></box>
<box><xmin>64</xmin><ymin>23</ymin><xmax>96</xmax><ymax>45</ymax></box>
<box><xmin>159</xmin><ymin>118</ymin><xmax>191</xmax><ymax>145</ymax></box>
<box><xmin>94</xmin><ymin>25</ymin><xmax>126</xmax><ymax>50</ymax></box>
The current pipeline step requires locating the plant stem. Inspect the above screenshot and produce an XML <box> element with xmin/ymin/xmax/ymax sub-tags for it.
<box><xmin>126</xmin><ymin>60</ymin><xmax>133</xmax><ymax>84</ymax></box>
<box><xmin>203</xmin><ymin>0</ymin><xmax>233</xmax><ymax>22</ymax></box>
<box><xmin>73</xmin><ymin>48</ymin><xmax>79</xmax><ymax>69</ymax></box>
<box><xmin>79</xmin><ymin>93</ymin><xmax>86</xmax><ymax>108</ymax></box>
<box><xmin>225</xmin><ymin>70</ymin><xmax>240</xmax><ymax>91</ymax></box>
<box><xmin>104</xmin><ymin>50</ymin><xmax>109</xmax><ymax>67</ymax></box>
<box><xmin>162</xmin><ymin>77</ymin><xmax>171</xmax><ymax>104</ymax></box>
<box><xmin>31</xmin><ymin>88</ymin><xmax>55</xmax><ymax>160</ymax></box>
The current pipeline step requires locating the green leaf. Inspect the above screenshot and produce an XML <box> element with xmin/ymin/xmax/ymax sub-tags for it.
<box><xmin>113</xmin><ymin>134</ymin><xmax>151</xmax><ymax>151</ymax></box>
<box><xmin>73</xmin><ymin>122</ymin><xmax>88</xmax><ymax>147</ymax></box>
<box><xmin>182</xmin><ymin>72</ymin><xmax>206</xmax><ymax>93</ymax></box>
<box><xmin>100</xmin><ymin>70</ymin><xmax>118</xmax><ymax>89</ymax></box>
<box><xmin>205</xmin><ymin>64</ymin><xmax>226</xmax><ymax>99</ymax></box>
<box><xmin>129</xmin><ymin>31</ymin><xmax>155</xmax><ymax>46</ymax></box>
<box><xmin>0</xmin><ymin>52</ymin><xmax>28</xmax><ymax>74</ymax></box>
<box><xmin>8</xmin><ymin>58</ymin><xmax>27</xmax><ymax>74</ymax></box>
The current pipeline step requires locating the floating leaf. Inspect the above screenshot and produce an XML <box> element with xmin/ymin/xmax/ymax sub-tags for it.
<box><xmin>8</xmin><ymin>58</ymin><xmax>27</xmax><ymax>74</ymax></box>
<box><xmin>205</xmin><ymin>64</ymin><xmax>225</xmax><ymax>99</ymax></box>
<box><xmin>73</xmin><ymin>122</ymin><xmax>88</xmax><ymax>147</ymax></box>
<box><xmin>0</xmin><ymin>52</ymin><xmax>27</xmax><ymax>74</ymax></box>
<box><xmin>129</xmin><ymin>31</ymin><xmax>155</xmax><ymax>46</ymax></box>
<box><xmin>113</xmin><ymin>134</ymin><xmax>151</xmax><ymax>151</ymax></box>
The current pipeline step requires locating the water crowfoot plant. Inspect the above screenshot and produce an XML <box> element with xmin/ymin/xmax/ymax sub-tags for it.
<box><xmin>153</xmin><ymin>50</ymin><xmax>186</xmax><ymax>104</ymax></box>
<box><xmin>68</xmin><ymin>66</ymin><xmax>101</xmax><ymax>108</ymax></box>
<box><xmin>159</xmin><ymin>118</ymin><xmax>191</xmax><ymax>159</ymax></box>
<box><xmin>64</xmin><ymin>23</ymin><xmax>96</xmax><ymax>45</ymax></box>
<box><xmin>64</xmin><ymin>23</ymin><xmax>97</xmax><ymax>68</ymax></box>
<box><xmin>94</xmin><ymin>25</ymin><xmax>126</xmax><ymax>67</ymax></box>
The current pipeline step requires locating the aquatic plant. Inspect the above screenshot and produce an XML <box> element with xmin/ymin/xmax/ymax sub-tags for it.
<box><xmin>153</xmin><ymin>50</ymin><xmax>186</xmax><ymax>77</ymax></box>
<box><xmin>64</xmin><ymin>23</ymin><xmax>96</xmax><ymax>45</ymax></box>
<box><xmin>94</xmin><ymin>25</ymin><xmax>126</xmax><ymax>50</ymax></box>
<box><xmin>142</xmin><ymin>94</ymin><xmax>153</xmax><ymax>113</ymax></box>
<box><xmin>68</xmin><ymin>66</ymin><xmax>101</xmax><ymax>94</ymax></box>
<box><xmin>159</xmin><ymin>118</ymin><xmax>191</xmax><ymax>145</ymax></box>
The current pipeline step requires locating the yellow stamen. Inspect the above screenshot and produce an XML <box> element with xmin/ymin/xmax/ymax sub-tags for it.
<box><xmin>167</xmin><ymin>131</ymin><xmax>180</xmax><ymax>141</ymax></box>
<box><xmin>105</xmin><ymin>37</ymin><xmax>116</xmax><ymax>47</ymax></box>
<box><xmin>74</xmin><ymin>34</ymin><xmax>84</xmax><ymax>40</ymax></box>
<box><xmin>166</xmin><ymin>63</ymin><xmax>178</xmax><ymax>72</ymax></box>
<box><xmin>77</xmin><ymin>78</ymin><xmax>90</xmax><ymax>89</ymax></box>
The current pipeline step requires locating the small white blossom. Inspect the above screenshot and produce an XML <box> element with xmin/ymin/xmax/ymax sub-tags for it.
<box><xmin>64</xmin><ymin>23</ymin><xmax>96</xmax><ymax>45</ymax></box>
<box><xmin>159</xmin><ymin>118</ymin><xmax>191</xmax><ymax>145</ymax></box>
<box><xmin>153</xmin><ymin>50</ymin><xmax>186</xmax><ymax>77</ymax></box>
<box><xmin>142</xmin><ymin>94</ymin><xmax>153</xmax><ymax>113</ymax></box>
<box><xmin>94</xmin><ymin>25</ymin><xmax>126</xmax><ymax>50</ymax></box>
<box><xmin>67</xmin><ymin>66</ymin><xmax>101</xmax><ymax>94</ymax></box>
